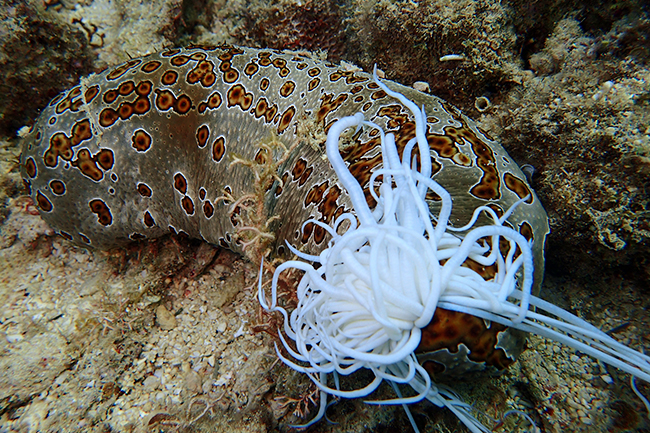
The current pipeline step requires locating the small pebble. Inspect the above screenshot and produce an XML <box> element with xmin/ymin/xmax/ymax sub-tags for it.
<box><xmin>156</xmin><ymin>305</ymin><xmax>177</xmax><ymax>330</ymax></box>
<box><xmin>600</xmin><ymin>374</ymin><xmax>613</xmax><ymax>384</ymax></box>
<box><xmin>413</xmin><ymin>81</ymin><xmax>430</xmax><ymax>93</ymax></box>
<box><xmin>143</xmin><ymin>375</ymin><xmax>160</xmax><ymax>391</ymax></box>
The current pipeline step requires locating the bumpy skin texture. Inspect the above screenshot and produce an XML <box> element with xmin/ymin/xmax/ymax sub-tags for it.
<box><xmin>20</xmin><ymin>44</ymin><xmax>548</xmax><ymax>375</ymax></box>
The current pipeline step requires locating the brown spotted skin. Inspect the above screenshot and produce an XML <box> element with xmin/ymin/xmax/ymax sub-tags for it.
<box><xmin>20</xmin><ymin>45</ymin><xmax>549</xmax><ymax>375</ymax></box>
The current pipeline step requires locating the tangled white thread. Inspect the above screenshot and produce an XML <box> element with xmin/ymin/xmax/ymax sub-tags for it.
<box><xmin>258</xmin><ymin>68</ymin><xmax>650</xmax><ymax>433</ymax></box>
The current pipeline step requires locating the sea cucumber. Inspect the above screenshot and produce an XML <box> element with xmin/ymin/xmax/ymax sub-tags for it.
<box><xmin>19</xmin><ymin>44</ymin><xmax>549</xmax><ymax>376</ymax></box>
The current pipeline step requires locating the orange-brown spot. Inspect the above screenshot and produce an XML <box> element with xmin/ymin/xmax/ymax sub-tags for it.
<box><xmin>308</xmin><ymin>67</ymin><xmax>320</xmax><ymax>77</ymax></box>
<box><xmin>131</xmin><ymin>129</ymin><xmax>152</xmax><ymax>152</ymax></box>
<box><xmin>202</xmin><ymin>72</ymin><xmax>216</xmax><ymax>87</ymax></box>
<box><xmin>55</xmin><ymin>98</ymin><xmax>72</xmax><ymax>114</ymax></box>
<box><xmin>170</xmin><ymin>54</ymin><xmax>190</xmax><ymax>66</ymax></box>
<box><xmin>317</xmin><ymin>185</ymin><xmax>342</xmax><ymax>224</ymax></box>
<box><xmin>519</xmin><ymin>221</ymin><xmax>534</xmax><ymax>241</ymax></box>
<box><xmin>425</xmin><ymin>133</ymin><xmax>468</xmax><ymax>164</ymax></box>
<box><xmin>141</xmin><ymin>60</ymin><xmax>162</xmax><ymax>73</ymax></box>
<box><xmin>259</xmin><ymin>77</ymin><xmax>270</xmax><ymax>91</ymax></box>
<box><xmin>59</xmin><ymin>231</ymin><xmax>73</xmax><ymax>241</ymax></box>
<box><xmin>313</xmin><ymin>224</ymin><xmax>326</xmax><ymax>244</ymax></box>
<box><xmin>44</xmin><ymin>133</ymin><xmax>71</xmax><ymax>167</ymax></box>
<box><xmin>329</xmin><ymin>71</ymin><xmax>343</xmax><ymax>82</ymax></box>
<box><xmin>344</xmin><ymin>72</ymin><xmax>367</xmax><ymax>84</ymax></box>
<box><xmin>227</xmin><ymin>84</ymin><xmax>253</xmax><ymax>111</ymax></box>
<box><xmin>49</xmin><ymin>93</ymin><xmax>65</xmax><ymax>107</ymax></box>
<box><xmin>187</xmin><ymin>60</ymin><xmax>216</xmax><ymax>87</ymax></box>
<box><xmin>154</xmin><ymin>89</ymin><xmax>176</xmax><ymax>111</ymax></box>
<box><xmin>143</xmin><ymin>210</ymin><xmax>155</xmax><ymax>227</ymax></box>
<box><xmin>132</xmin><ymin>97</ymin><xmax>151</xmax><ymax>115</ymax></box>
<box><xmin>212</xmin><ymin>136</ymin><xmax>226</xmax><ymax>162</ymax></box>
<box><xmin>350</xmin><ymin>85</ymin><xmax>363</xmax><ymax>94</ymax></box>
<box><xmin>207</xmin><ymin>92</ymin><xmax>223</xmax><ymax>109</ymax></box>
<box><xmin>292</xmin><ymin>158</ymin><xmax>307</xmax><ymax>181</ymax></box>
<box><xmin>189</xmin><ymin>51</ymin><xmax>207</xmax><ymax>61</ymax></box>
<box><xmin>70</xmin><ymin>118</ymin><xmax>92</xmax><ymax>144</ymax></box>
<box><xmin>106</xmin><ymin>59</ymin><xmax>141</xmax><ymax>80</ymax></box>
<box><xmin>137</xmin><ymin>183</ymin><xmax>153</xmax><ymax>197</ymax></box>
<box><xmin>278</xmin><ymin>106</ymin><xmax>296</xmax><ymax>134</ymax></box>
<box><xmin>304</xmin><ymin>181</ymin><xmax>329</xmax><ymax>207</ymax></box>
<box><xmin>203</xmin><ymin>201</ymin><xmax>214</xmax><ymax>218</ymax></box>
<box><xmin>89</xmin><ymin>199</ymin><xmax>112</xmax><ymax>226</ymax></box>
<box><xmin>317</xmin><ymin>93</ymin><xmax>348</xmax><ymax>124</ymax></box>
<box><xmin>103</xmin><ymin>89</ymin><xmax>119</xmax><ymax>104</ymax></box>
<box><xmin>254</xmin><ymin>148</ymin><xmax>269</xmax><ymax>165</ymax></box>
<box><xmin>279</xmin><ymin>80</ymin><xmax>296</xmax><ymax>98</ymax></box>
<box><xmin>49</xmin><ymin>180</ymin><xmax>66</xmax><ymax>195</ymax></box>
<box><xmin>504</xmin><ymin>172</ymin><xmax>533</xmax><ymax>204</ymax></box>
<box><xmin>161</xmin><ymin>70</ymin><xmax>178</xmax><ymax>86</ymax></box>
<box><xmin>196</xmin><ymin>125</ymin><xmax>209</xmax><ymax>148</ymax></box>
<box><xmin>199</xmin><ymin>188</ymin><xmax>206</xmax><ymax>200</ymax></box>
<box><xmin>452</xmin><ymin>152</ymin><xmax>472</xmax><ymax>166</ymax></box>
<box><xmin>36</xmin><ymin>191</ymin><xmax>53</xmax><ymax>212</ymax></box>
<box><xmin>371</xmin><ymin>90</ymin><xmax>387</xmax><ymax>100</ymax></box>
<box><xmin>118</xmin><ymin>80</ymin><xmax>135</xmax><ymax>96</ymax></box>
<box><xmin>298</xmin><ymin>166</ymin><xmax>313</xmax><ymax>187</ymax></box>
<box><xmin>96</xmin><ymin>149</ymin><xmax>114</xmax><ymax>170</ymax></box>
<box><xmin>252</xmin><ymin>97</ymin><xmax>269</xmax><ymax>119</ymax></box>
<box><xmin>79</xmin><ymin>234</ymin><xmax>91</xmax><ymax>244</ymax></box>
<box><xmin>174</xmin><ymin>94</ymin><xmax>193</xmax><ymax>114</ymax></box>
<box><xmin>174</xmin><ymin>172</ymin><xmax>188</xmax><ymax>194</ymax></box>
<box><xmin>301</xmin><ymin>221</ymin><xmax>314</xmax><ymax>244</ymax></box>
<box><xmin>198</xmin><ymin>93</ymin><xmax>220</xmax><ymax>113</ymax></box>
<box><xmin>308</xmin><ymin>77</ymin><xmax>320</xmax><ymax>91</ymax></box>
<box><xmin>161</xmin><ymin>48</ymin><xmax>181</xmax><ymax>57</ymax></box>
<box><xmin>84</xmin><ymin>85</ymin><xmax>100</xmax><ymax>103</ymax></box>
<box><xmin>136</xmin><ymin>80</ymin><xmax>152</xmax><ymax>96</ymax></box>
<box><xmin>279</xmin><ymin>67</ymin><xmax>290</xmax><ymax>78</ymax></box>
<box><xmin>106</xmin><ymin>60</ymin><xmax>141</xmax><ymax>81</ymax></box>
<box><xmin>244</xmin><ymin>62</ymin><xmax>259</xmax><ymax>77</ymax></box>
<box><xmin>223</xmin><ymin>68</ymin><xmax>239</xmax><ymax>84</ymax></box>
<box><xmin>272</xmin><ymin>58</ymin><xmax>287</xmax><ymax>68</ymax></box>
<box><xmin>188</xmin><ymin>44</ymin><xmax>216</xmax><ymax>52</ymax></box>
<box><xmin>71</xmin><ymin>99</ymin><xmax>84</xmax><ymax>111</ymax></box>
<box><xmin>181</xmin><ymin>196</ymin><xmax>195</xmax><ymax>215</ymax></box>
<box><xmin>118</xmin><ymin>102</ymin><xmax>134</xmax><ymax>120</ymax></box>
<box><xmin>72</xmin><ymin>149</ymin><xmax>103</xmax><ymax>181</ymax></box>
<box><xmin>99</xmin><ymin>107</ymin><xmax>119</xmax><ymax>127</ymax></box>
<box><xmin>417</xmin><ymin>308</ymin><xmax>515</xmax><ymax>372</ymax></box>
<box><xmin>44</xmin><ymin>119</ymin><xmax>93</xmax><ymax>167</ymax></box>
<box><xmin>275</xmin><ymin>172</ymin><xmax>289</xmax><ymax>197</ymax></box>
<box><xmin>24</xmin><ymin>157</ymin><xmax>37</xmax><ymax>178</ymax></box>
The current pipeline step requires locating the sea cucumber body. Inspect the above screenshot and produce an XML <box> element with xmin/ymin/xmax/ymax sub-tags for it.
<box><xmin>20</xmin><ymin>45</ymin><xmax>549</xmax><ymax>374</ymax></box>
